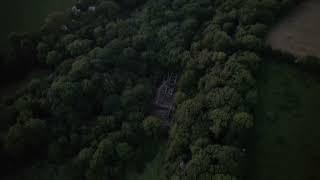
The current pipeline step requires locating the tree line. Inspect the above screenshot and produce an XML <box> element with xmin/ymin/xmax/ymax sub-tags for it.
<box><xmin>0</xmin><ymin>0</ymin><xmax>301</xmax><ymax>179</ymax></box>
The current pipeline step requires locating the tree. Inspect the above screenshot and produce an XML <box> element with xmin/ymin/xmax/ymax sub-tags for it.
<box><xmin>222</xmin><ymin>22</ymin><xmax>235</xmax><ymax>34</ymax></box>
<box><xmin>47</xmin><ymin>77</ymin><xmax>81</xmax><ymax>115</ymax></box>
<box><xmin>228</xmin><ymin>67</ymin><xmax>255</xmax><ymax>93</ymax></box>
<box><xmin>232</xmin><ymin>112</ymin><xmax>254</xmax><ymax>130</ymax></box>
<box><xmin>174</xmin><ymin>91</ymin><xmax>187</xmax><ymax>105</ymax></box>
<box><xmin>48</xmin><ymin>136</ymin><xmax>72</xmax><ymax>162</ymax></box>
<box><xmin>208</xmin><ymin>109</ymin><xmax>230</xmax><ymax>138</ymax></box>
<box><xmin>5</xmin><ymin>119</ymin><xmax>47</xmax><ymax>159</ymax></box>
<box><xmin>178</xmin><ymin>70</ymin><xmax>197</xmax><ymax>93</ymax></box>
<box><xmin>184</xmin><ymin>144</ymin><xmax>244</xmax><ymax>178</ymax></box>
<box><xmin>24</xmin><ymin>118</ymin><xmax>47</xmax><ymax>144</ymax></box>
<box><xmin>69</xmin><ymin>57</ymin><xmax>91</xmax><ymax>79</ymax></box>
<box><xmin>248</xmin><ymin>23</ymin><xmax>267</xmax><ymax>37</ymax></box>
<box><xmin>181</xmin><ymin>18</ymin><xmax>199</xmax><ymax>41</ymax></box>
<box><xmin>212</xmin><ymin>51</ymin><xmax>227</xmax><ymax>63</ymax></box>
<box><xmin>205</xmin><ymin>145</ymin><xmax>243</xmax><ymax>175</ymax></box>
<box><xmin>67</xmin><ymin>39</ymin><xmax>93</xmax><ymax>57</ymax></box>
<box><xmin>166</xmin><ymin>128</ymin><xmax>190</xmax><ymax>161</ymax></box>
<box><xmin>73</xmin><ymin>147</ymin><xmax>94</xmax><ymax>173</ymax></box>
<box><xmin>121</xmin><ymin>0</ymin><xmax>146</xmax><ymax>9</ymax></box>
<box><xmin>187</xmin><ymin>50</ymin><xmax>213</xmax><ymax>70</ymax></box>
<box><xmin>190</xmin><ymin>138</ymin><xmax>210</xmax><ymax>154</ymax></box>
<box><xmin>75</xmin><ymin>0</ymin><xmax>96</xmax><ymax>10</ymax></box>
<box><xmin>97</xmin><ymin>1</ymin><xmax>120</xmax><ymax>18</ymax></box>
<box><xmin>206</xmin><ymin>87</ymin><xmax>242</xmax><ymax>109</ymax></box>
<box><xmin>237</xmin><ymin>34</ymin><xmax>263</xmax><ymax>50</ymax></box>
<box><xmin>102</xmin><ymin>95</ymin><xmax>121</xmax><ymax>115</ymax></box>
<box><xmin>121</xmin><ymin>47</ymin><xmax>138</xmax><ymax>60</ymax></box>
<box><xmin>121</xmin><ymin>83</ymin><xmax>152</xmax><ymax>108</ymax></box>
<box><xmin>14</xmin><ymin>95</ymin><xmax>35</xmax><ymax>113</ymax></box>
<box><xmin>36</xmin><ymin>42</ymin><xmax>50</xmax><ymax>60</ymax></box>
<box><xmin>94</xmin><ymin>116</ymin><xmax>117</xmax><ymax>137</ymax></box>
<box><xmin>42</xmin><ymin>11</ymin><xmax>68</xmax><ymax>33</ymax></box>
<box><xmin>48</xmin><ymin>141</ymin><xmax>63</xmax><ymax>163</ymax></box>
<box><xmin>234</xmin><ymin>52</ymin><xmax>261</xmax><ymax>71</ymax></box>
<box><xmin>46</xmin><ymin>50</ymin><xmax>62</xmax><ymax>66</ymax></box>
<box><xmin>87</xmin><ymin>138</ymin><xmax>115</xmax><ymax>180</ymax></box>
<box><xmin>202</xmin><ymin>30</ymin><xmax>232</xmax><ymax>51</ymax></box>
<box><xmin>0</xmin><ymin>105</ymin><xmax>15</xmax><ymax>131</ymax></box>
<box><xmin>59</xmin><ymin>34</ymin><xmax>77</xmax><ymax>48</ymax></box>
<box><xmin>116</xmin><ymin>142</ymin><xmax>133</xmax><ymax>161</ymax></box>
<box><xmin>5</xmin><ymin>123</ymin><xmax>25</xmax><ymax>157</ymax></box>
<box><xmin>0</xmin><ymin>0</ymin><xmax>294</xmax><ymax>179</ymax></box>
<box><xmin>143</xmin><ymin>116</ymin><xmax>162</xmax><ymax>137</ymax></box>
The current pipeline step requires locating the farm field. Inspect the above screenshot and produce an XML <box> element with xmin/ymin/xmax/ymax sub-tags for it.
<box><xmin>247</xmin><ymin>60</ymin><xmax>320</xmax><ymax>180</ymax></box>
<box><xmin>267</xmin><ymin>0</ymin><xmax>320</xmax><ymax>57</ymax></box>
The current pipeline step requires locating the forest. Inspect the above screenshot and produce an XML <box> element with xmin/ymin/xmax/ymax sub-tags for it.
<box><xmin>0</xmin><ymin>0</ymin><xmax>316</xmax><ymax>179</ymax></box>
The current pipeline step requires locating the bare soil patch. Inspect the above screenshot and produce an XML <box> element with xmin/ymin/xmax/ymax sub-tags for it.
<box><xmin>267</xmin><ymin>0</ymin><xmax>320</xmax><ymax>57</ymax></box>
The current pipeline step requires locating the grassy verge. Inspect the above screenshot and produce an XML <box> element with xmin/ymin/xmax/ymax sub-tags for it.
<box><xmin>247</xmin><ymin>60</ymin><xmax>320</xmax><ymax>180</ymax></box>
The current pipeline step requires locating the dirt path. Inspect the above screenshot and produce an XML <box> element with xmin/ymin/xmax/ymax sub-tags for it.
<box><xmin>267</xmin><ymin>0</ymin><xmax>320</xmax><ymax>57</ymax></box>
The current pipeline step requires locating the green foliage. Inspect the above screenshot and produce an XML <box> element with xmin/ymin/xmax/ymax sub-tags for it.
<box><xmin>46</xmin><ymin>50</ymin><xmax>62</xmax><ymax>66</ymax></box>
<box><xmin>122</xmin><ymin>83</ymin><xmax>152</xmax><ymax>108</ymax></box>
<box><xmin>143</xmin><ymin>116</ymin><xmax>162</xmax><ymax>137</ymax></box>
<box><xmin>202</xmin><ymin>30</ymin><xmax>232</xmax><ymax>51</ymax></box>
<box><xmin>37</xmin><ymin>42</ymin><xmax>50</xmax><ymax>60</ymax></box>
<box><xmin>209</xmin><ymin>109</ymin><xmax>230</xmax><ymax>138</ymax></box>
<box><xmin>5</xmin><ymin>118</ymin><xmax>47</xmax><ymax>159</ymax></box>
<box><xmin>0</xmin><ymin>0</ymin><xmax>298</xmax><ymax>179</ymax></box>
<box><xmin>69</xmin><ymin>57</ymin><xmax>91</xmax><ymax>79</ymax></box>
<box><xmin>67</xmin><ymin>39</ymin><xmax>93</xmax><ymax>57</ymax></box>
<box><xmin>87</xmin><ymin>138</ymin><xmax>116</xmax><ymax>179</ymax></box>
<box><xmin>42</xmin><ymin>11</ymin><xmax>68</xmax><ymax>33</ymax></box>
<box><xmin>116</xmin><ymin>142</ymin><xmax>133</xmax><ymax>160</ymax></box>
<box><xmin>48</xmin><ymin>77</ymin><xmax>80</xmax><ymax>115</ymax></box>
<box><xmin>185</xmin><ymin>145</ymin><xmax>244</xmax><ymax>177</ymax></box>
<box><xmin>94</xmin><ymin>116</ymin><xmax>117</xmax><ymax>136</ymax></box>
<box><xmin>178</xmin><ymin>70</ymin><xmax>197</xmax><ymax>93</ymax></box>
<box><xmin>97</xmin><ymin>1</ymin><xmax>120</xmax><ymax>18</ymax></box>
<box><xmin>232</xmin><ymin>112</ymin><xmax>254</xmax><ymax>130</ymax></box>
<box><xmin>174</xmin><ymin>91</ymin><xmax>187</xmax><ymax>105</ymax></box>
<box><xmin>73</xmin><ymin>147</ymin><xmax>94</xmax><ymax>172</ymax></box>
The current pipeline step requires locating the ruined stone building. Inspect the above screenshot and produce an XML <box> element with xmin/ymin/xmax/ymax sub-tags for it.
<box><xmin>152</xmin><ymin>73</ymin><xmax>178</xmax><ymax>126</ymax></box>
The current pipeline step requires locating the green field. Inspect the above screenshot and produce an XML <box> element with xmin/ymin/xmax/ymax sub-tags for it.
<box><xmin>247</xmin><ymin>60</ymin><xmax>320</xmax><ymax>180</ymax></box>
<box><xmin>126</xmin><ymin>144</ymin><xmax>166</xmax><ymax>180</ymax></box>
<box><xmin>0</xmin><ymin>0</ymin><xmax>75</xmax><ymax>47</ymax></box>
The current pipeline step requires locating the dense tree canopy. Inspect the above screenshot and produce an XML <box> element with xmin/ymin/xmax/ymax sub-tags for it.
<box><xmin>0</xmin><ymin>0</ymin><xmax>302</xmax><ymax>179</ymax></box>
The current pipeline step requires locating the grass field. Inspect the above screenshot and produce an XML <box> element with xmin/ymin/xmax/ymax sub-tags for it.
<box><xmin>126</xmin><ymin>143</ymin><xmax>166</xmax><ymax>180</ymax></box>
<box><xmin>247</xmin><ymin>60</ymin><xmax>320</xmax><ymax>180</ymax></box>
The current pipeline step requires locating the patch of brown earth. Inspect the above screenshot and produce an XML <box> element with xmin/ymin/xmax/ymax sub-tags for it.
<box><xmin>267</xmin><ymin>0</ymin><xmax>320</xmax><ymax>57</ymax></box>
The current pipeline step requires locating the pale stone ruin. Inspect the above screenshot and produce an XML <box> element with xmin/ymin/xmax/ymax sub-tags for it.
<box><xmin>61</xmin><ymin>25</ymin><xmax>69</xmax><ymax>31</ymax></box>
<box><xmin>88</xmin><ymin>6</ymin><xmax>96</xmax><ymax>12</ymax></box>
<box><xmin>152</xmin><ymin>73</ymin><xmax>178</xmax><ymax>127</ymax></box>
<box><xmin>71</xmin><ymin>6</ymin><xmax>81</xmax><ymax>16</ymax></box>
